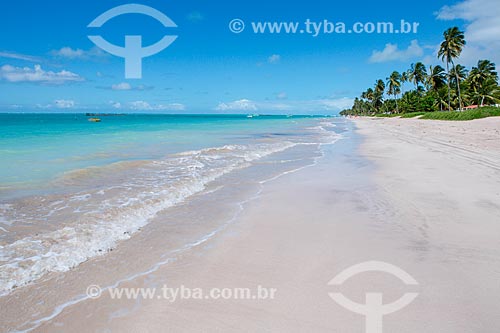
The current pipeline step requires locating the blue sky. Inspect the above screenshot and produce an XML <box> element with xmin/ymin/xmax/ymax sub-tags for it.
<box><xmin>1</xmin><ymin>0</ymin><xmax>498</xmax><ymax>114</ymax></box>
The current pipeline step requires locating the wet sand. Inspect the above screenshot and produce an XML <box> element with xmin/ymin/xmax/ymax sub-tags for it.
<box><xmin>3</xmin><ymin>117</ymin><xmax>500</xmax><ymax>332</ymax></box>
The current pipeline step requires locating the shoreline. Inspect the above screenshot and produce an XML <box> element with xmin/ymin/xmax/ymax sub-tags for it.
<box><xmin>2</xmin><ymin>117</ymin><xmax>500</xmax><ymax>331</ymax></box>
<box><xmin>0</xmin><ymin>116</ymin><xmax>338</xmax><ymax>297</ymax></box>
<box><xmin>0</xmin><ymin>119</ymin><xmax>344</xmax><ymax>332</ymax></box>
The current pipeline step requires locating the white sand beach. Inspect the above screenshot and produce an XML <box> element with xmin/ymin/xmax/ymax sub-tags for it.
<box><xmin>3</xmin><ymin>117</ymin><xmax>499</xmax><ymax>332</ymax></box>
<box><xmin>2</xmin><ymin>0</ymin><xmax>500</xmax><ymax>331</ymax></box>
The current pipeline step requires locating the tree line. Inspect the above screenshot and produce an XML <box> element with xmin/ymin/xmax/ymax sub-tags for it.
<box><xmin>340</xmin><ymin>27</ymin><xmax>500</xmax><ymax>116</ymax></box>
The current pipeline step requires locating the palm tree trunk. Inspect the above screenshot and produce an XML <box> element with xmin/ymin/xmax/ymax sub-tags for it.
<box><xmin>452</xmin><ymin>60</ymin><xmax>463</xmax><ymax>111</ymax></box>
<box><xmin>395</xmin><ymin>94</ymin><xmax>399</xmax><ymax>113</ymax></box>
<box><xmin>456</xmin><ymin>75</ymin><xmax>463</xmax><ymax>110</ymax></box>
<box><xmin>446</xmin><ymin>62</ymin><xmax>451</xmax><ymax>111</ymax></box>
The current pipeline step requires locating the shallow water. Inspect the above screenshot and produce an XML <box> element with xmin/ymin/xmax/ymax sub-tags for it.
<box><xmin>0</xmin><ymin>114</ymin><xmax>343</xmax><ymax>296</ymax></box>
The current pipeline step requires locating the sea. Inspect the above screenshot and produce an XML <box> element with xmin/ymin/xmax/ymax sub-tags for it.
<box><xmin>0</xmin><ymin>113</ymin><xmax>345</xmax><ymax>295</ymax></box>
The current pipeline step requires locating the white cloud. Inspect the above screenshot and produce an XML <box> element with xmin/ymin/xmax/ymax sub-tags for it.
<box><xmin>107</xmin><ymin>100</ymin><xmax>184</xmax><ymax>111</ymax></box>
<box><xmin>108</xmin><ymin>82</ymin><xmax>153</xmax><ymax>91</ymax></box>
<box><xmin>50</xmin><ymin>47</ymin><xmax>107</xmax><ymax>60</ymax></box>
<box><xmin>130</xmin><ymin>101</ymin><xmax>154</xmax><ymax>110</ymax></box>
<box><xmin>52</xmin><ymin>47</ymin><xmax>85</xmax><ymax>58</ymax></box>
<box><xmin>276</xmin><ymin>92</ymin><xmax>287</xmax><ymax>100</ymax></box>
<box><xmin>315</xmin><ymin>97</ymin><xmax>355</xmax><ymax>111</ymax></box>
<box><xmin>36</xmin><ymin>100</ymin><xmax>76</xmax><ymax>109</ymax></box>
<box><xmin>0</xmin><ymin>64</ymin><xmax>84</xmax><ymax>84</ymax></box>
<box><xmin>129</xmin><ymin>101</ymin><xmax>185</xmax><ymax>111</ymax></box>
<box><xmin>0</xmin><ymin>51</ymin><xmax>41</xmax><ymax>62</ymax></box>
<box><xmin>111</xmin><ymin>102</ymin><xmax>122</xmax><ymax>109</ymax></box>
<box><xmin>215</xmin><ymin>99</ymin><xmax>258</xmax><ymax>111</ymax></box>
<box><xmin>215</xmin><ymin>97</ymin><xmax>354</xmax><ymax>113</ymax></box>
<box><xmin>53</xmin><ymin>99</ymin><xmax>75</xmax><ymax>109</ymax></box>
<box><xmin>111</xmin><ymin>82</ymin><xmax>132</xmax><ymax>91</ymax></box>
<box><xmin>436</xmin><ymin>0</ymin><xmax>500</xmax><ymax>65</ymax></box>
<box><xmin>268</xmin><ymin>54</ymin><xmax>281</xmax><ymax>64</ymax></box>
<box><xmin>4</xmin><ymin>104</ymin><xmax>22</xmax><ymax>109</ymax></box>
<box><xmin>369</xmin><ymin>40</ymin><xmax>424</xmax><ymax>63</ymax></box>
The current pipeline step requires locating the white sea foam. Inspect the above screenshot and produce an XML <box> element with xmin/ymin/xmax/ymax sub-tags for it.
<box><xmin>0</xmin><ymin>120</ymin><xmax>343</xmax><ymax>296</ymax></box>
<box><xmin>0</xmin><ymin>141</ymin><xmax>296</xmax><ymax>295</ymax></box>
<box><xmin>0</xmin><ymin>204</ymin><xmax>13</xmax><ymax>226</ymax></box>
<box><xmin>1</xmin><ymin>119</ymin><xmax>349</xmax><ymax>333</ymax></box>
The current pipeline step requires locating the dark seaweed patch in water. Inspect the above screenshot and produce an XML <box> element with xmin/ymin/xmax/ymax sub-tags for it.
<box><xmin>262</xmin><ymin>132</ymin><xmax>308</xmax><ymax>138</ymax></box>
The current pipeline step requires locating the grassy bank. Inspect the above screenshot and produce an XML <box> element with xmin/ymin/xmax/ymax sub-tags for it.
<box><xmin>373</xmin><ymin>107</ymin><xmax>500</xmax><ymax>121</ymax></box>
<box><xmin>375</xmin><ymin>113</ymin><xmax>400</xmax><ymax>118</ymax></box>
<box><xmin>420</xmin><ymin>107</ymin><xmax>500</xmax><ymax>120</ymax></box>
<box><xmin>400</xmin><ymin>112</ymin><xmax>428</xmax><ymax>118</ymax></box>
<box><xmin>375</xmin><ymin>112</ymin><xmax>429</xmax><ymax>118</ymax></box>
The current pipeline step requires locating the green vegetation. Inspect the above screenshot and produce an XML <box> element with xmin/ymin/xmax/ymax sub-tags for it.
<box><xmin>420</xmin><ymin>107</ymin><xmax>500</xmax><ymax>120</ymax></box>
<box><xmin>374</xmin><ymin>112</ymin><xmax>428</xmax><ymax>118</ymax></box>
<box><xmin>400</xmin><ymin>112</ymin><xmax>428</xmax><ymax>118</ymax></box>
<box><xmin>375</xmin><ymin>113</ymin><xmax>400</xmax><ymax>118</ymax></box>
<box><xmin>340</xmin><ymin>27</ymin><xmax>500</xmax><ymax>120</ymax></box>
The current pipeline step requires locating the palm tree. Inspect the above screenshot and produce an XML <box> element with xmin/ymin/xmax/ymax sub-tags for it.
<box><xmin>373</xmin><ymin>79</ymin><xmax>385</xmax><ymax>112</ymax></box>
<box><xmin>470</xmin><ymin>60</ymin><xmax>498</xmax><ymax>83</ymax></box>
<box><xmin>400</xmin><ymin>71</ymin><xmax>409</xmax><ymax>95</ymax></box>
<box><xmin>409</xmin><ymin>62</ymin><xmax>427</xmax><ymax>91</ymax></box>
<box><xmin>469</xmin><ymin>60</ymin><xmax>498</xmax><ymax>106</ymax></box>
<box><xmin>408</xmin><ymin>62</ymin><xmax>427</xmax><ymax>109</ymax></box>
<box><xmin>438</xmin><ymin>27</ymin><xmax>466</xmax><ymax>111</ymax></box>
<box><xmin>471</xmin><ymin>78</ymin><xmax>500</xmax><ymax>106</ymax></box>
<box><xmin>450</xmin><ymin>64</ymin><xmax>468</xmax><ymax>89</ymax></box>
<box><xmin>427</xmin><ymin>65</ymin><xmax>447</xmax><ymax>93</ymax></box>
<box><xmin>387</xmin><ymin>71</ymin><xmax>401</xmax><ymax>113</ymax></box>
<box><xmin>361</xmin><ymin>88</ymin><xmax>375</xmax><ymax>113</ymax></box>
<box><xmin>361</xmin><ymin>88</ymin><xmax>374</xmax><ymax>102</ymax></box>
<box><xmin>434</xmin><ymin>87</ymin><xmax>450</xmax><ymax>111</ymax></box>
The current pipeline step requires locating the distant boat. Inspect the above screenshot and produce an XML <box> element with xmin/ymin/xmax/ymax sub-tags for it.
<box><xmin>88</xmin><ymin>118</ymin><xmax>101</xmax><ymax>122</ymax></box>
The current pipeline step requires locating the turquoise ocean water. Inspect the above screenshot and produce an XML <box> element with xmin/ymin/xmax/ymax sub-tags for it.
<box><xmin>0</xmin><ymin>113</ymin><xmax>340</xmax><ymax>295</ymax></box>
<box><xmin>0</xmin><ymin>114</ymin><xmax>322</xmax><ymax>195</ymax></box>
